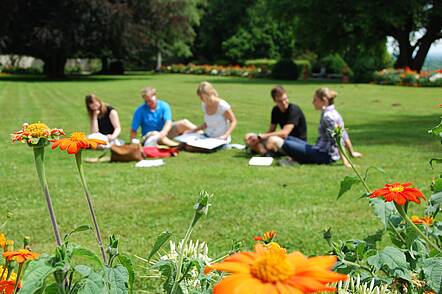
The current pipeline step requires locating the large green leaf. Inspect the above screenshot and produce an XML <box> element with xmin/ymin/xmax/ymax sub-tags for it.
<box><xmin>20</xmin><ymin>257</ymin><xmax>60</xmax><ymax>294</ymax></box>
<box><xmin>337</xmin><ymin>176</ymin><xmax>360</xmax><ymax>199</ymax></box>
<box><xmin>369</xmin><ymin>198</ymin><xmax>397</xmax><ymax>227</ymax></box>
<box><xmin>367</xmin><ymin>246</ymin><xmax>411</xmax><ymax>281</ymax></box>
<box><xmin>118</xmin><ymin>254</ymin><xmax>134</xmax><ymax>293</ymax></box>
<box><xmin>72</xmin><ymin>246</ymin><xmax>104</xmax><ymax>268</ymax></box>
<box><xmin>147</xmin><ymin>231</ymin><xmax>172</xmax><ymax>261</ymax></box>
<box><xmin>423</xmin><ymin>258</ymin><xmax>442</xmax><ymax>293</ymax></box>
<box><xmin>74</xmin><ymin>266</ymin><xmax>106</xmax><ymax>294</ymax></box>
<box><xmin>105</xmin><ymin>265</ymin><xmax>129</xmax><ymax>294</ymax></box>
<box><xmin>64</xmin><ymin>225</ymin><xmax>92</xmax><ymax>241</ymax></box>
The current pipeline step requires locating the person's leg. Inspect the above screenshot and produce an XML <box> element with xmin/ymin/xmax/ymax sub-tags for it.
<box><xmin>302</xmin><ymin>145</ymin><xmax>333</xmax><ymax>164</ymax></box>
<box><xmin>281</xmin><ymin>138</ymin><xmax>315</xmax><ymax>163</ymax></box>
<box><xmin>168</xmin><ymin>119</ymin><xmax>197</xmax><ymax>138</ymax></box>
<box><xmin>244</xmin><ymin>133</ymin><xmax>267</xmax><ymax>155</ymax></box>
<box><xmin>266</xmin><ymin>136</ymin><xmax>284</xmax><ymax>153</ymax></box>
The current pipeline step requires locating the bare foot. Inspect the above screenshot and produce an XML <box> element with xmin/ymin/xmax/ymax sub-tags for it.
<box><xmin>351</xmin><ymin>151</ymin><xmax>363</xmax><ymax>158</ymax></box>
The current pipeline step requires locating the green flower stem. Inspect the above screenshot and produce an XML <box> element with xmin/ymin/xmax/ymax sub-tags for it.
<box><xmin>12</xmin><ymin>263</ymin><xmax>24</xmax><ymax>294</ymax></box>
<box><xmin>170</xmin><ymin>214</ymin><xmax>197</xmax><ymax>294</ymax></box>
<box><xmin>33</xmin><ymin>146</ymin><xmax>62</xmax><ymax>246</ymax></box>
<box><xmin>337</xmin><ymin>141</ymin><xmax>371</xmax><ymax>193</ymax></box>
<box><xmin>75</xmin><ymin>151</ymin><xmax>107</xmax><ymax>264</ymax></box>
<box><xmin>394</xmin><ymin>203</ymin><xmax>442</xmax><ymax>254</ymax></box>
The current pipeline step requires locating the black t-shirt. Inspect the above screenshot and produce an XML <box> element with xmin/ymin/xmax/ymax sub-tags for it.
<box><xmin>271</xmin><ymin>103</ymin><xmax>307</xmax><ymax>141</ymax></box>
<box><xmin>98</xmin><ymin>105</ymin><xmax>115</xmax><ymax>135</ymax></box>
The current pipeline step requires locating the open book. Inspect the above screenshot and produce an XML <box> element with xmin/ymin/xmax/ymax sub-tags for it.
<box><xmin>174</xmin><ymin>133</ymin><xmax>227</xmax><ymax>150</ymax></box>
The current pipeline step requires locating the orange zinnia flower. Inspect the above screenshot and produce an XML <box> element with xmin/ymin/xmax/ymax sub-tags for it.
<box><xmin>411</xmin><ymin>215</ymin><xmax>433</xmax><ymax>225</ymax></box>
<box><xmin>3</xmin><ymin>249</ymin><xmax>39</xmax><ymax>263</ymax></box>
<box><xmin>369</xmin><ymin>183</ymin><xmax>425</xmax><ymax>205</ymax></box>
<box><xmin>254</xmin><ymin>231</ymin><xmax>277</xmax><ymax>243</ymax></box>
<box><xmin>51</xmin><ymin>132</ymin><xmax>106</xmax><ymax>154</ymax></box>
<box><xmin>0</xmin><ymin>280</ymin><xmax>16</xmax><ymax>294</ymax></box>
<box><xmin>11</xmin><ymin>122</ymin><xmax>64</xmax><ymax>145</ymax></box>
<box><xmin>205</xmin><ymin>243</ymin><xmax>347</xmax><ymax>293</ymax></box>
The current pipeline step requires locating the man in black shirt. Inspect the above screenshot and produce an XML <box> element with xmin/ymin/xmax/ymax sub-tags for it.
<box><xmin>245</xmin><ymin>85</ymin><xmax>307</xmax><ymax>155</ymax></box>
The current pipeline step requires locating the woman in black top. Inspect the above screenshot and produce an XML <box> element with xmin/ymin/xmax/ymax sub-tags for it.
<box><xmin>85</xmin><ymin>94</ymin><xmax>121</xmax><ymax>144</ymax></box>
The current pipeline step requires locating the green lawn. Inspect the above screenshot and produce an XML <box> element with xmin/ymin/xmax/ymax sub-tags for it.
<box><xmin>0</xmin><ymin>73</ymin><xmax>440</xmax><ymax>263</ymax></box>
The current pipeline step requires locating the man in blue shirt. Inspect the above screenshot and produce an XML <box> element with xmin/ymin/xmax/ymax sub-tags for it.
<box><xmin>130</xmin><ymin>87</ymin><xmax>195</xmax><ymax>146</ymax></box>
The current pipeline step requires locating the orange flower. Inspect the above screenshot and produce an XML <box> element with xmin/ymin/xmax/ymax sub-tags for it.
<box><xmin>3</xmin><ymin>249</ymin><xmax>39</xmax><ymax>263</ymax></box>
<box><xmin>205</xmin><ymin>243</ymin><xmax>347</xmax><ymax>293</ymax></box>
<box><xmin>0</xmin><ymin>280</ymin><xmax>15</xmax><ymax>294</ymax></box>
<box><xmin>369</xmin><ymin>183</ymin><xmax>425</xmax><ymax>205</ymax></box>
<box><xmin>0</xmin><ymin>234</ymin><xmax>5</xmax><ymax>248</ymax></box>
<box><xmin>254</xmin><ymin>231</ymin><xmax>277</xmax><ymax>243</ymax></box>
<box><xmin>51</xmin><ymin>132</ymin><xmax>106</xmax><ymax>154</ymax></box>
<box><xmin>411</xmin><ymin>215</ymin><xmax>433</xmax><ymax>225</ymax></box>
<box><xmin>11</xmin><ymin>122</ymin><xmax>64</xmax><ymax>145</ymax></box>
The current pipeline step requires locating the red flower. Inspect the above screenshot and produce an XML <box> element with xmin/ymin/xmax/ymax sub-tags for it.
<box><xmin>369</xmin><ymin>183</ymin><xmax>425</xmax><ymax>205</ymax></box>
<box><xmin>0</xmin><ymin>280</ymin><xmax>16</xmax><ymax>294</ymax></box>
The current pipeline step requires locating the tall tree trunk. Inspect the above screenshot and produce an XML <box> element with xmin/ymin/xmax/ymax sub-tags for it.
<box><xmin>155</xmin><ymin>48</ymin><xmax>162</xmax><ymax>72</ymax></box>
<box><xmin>43</xmin><ymin>55</ymin><xmax>67</xmax><ymax>78</ymax></box>
<box><xmin>394</xmin><ymin>30</ymin><xmax>413</xmax><ymax>69</ymax></box>
<box><xmin>101</xmin><ymin>56</ymin><xmax>109</xmax><ymax>73</ymax></box>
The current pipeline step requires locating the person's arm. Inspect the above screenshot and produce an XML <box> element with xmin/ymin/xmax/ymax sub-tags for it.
<box><xmin>130</xmin><ymin>109</ymin><xmax>141</xmax><ymax>140</ymax></box>
<box><xmin>107</xmin><ymin>109</ymin><xmax>121</xmax><ymax>141</ymax></box>
<box><xmin>339</xmin><ymin>149</ymin><xmax>352</xmax><ymax>168</ymax></box>
<box><xmin>259</xmin><ymin>124</ymin><xmax>294</xmax><ymax>139</ymax></box>
<box><xmin>344</xmin><ymin>138</ymin><xmax>362</xmax><ymax>158</ymax></box>
<box><xmin>130</xmin><ymin>130</ymin><xmax>137</xmax><ymax>141</ymax></box>
<box><xmin>159</xmin><ymin>120</ymin><xmax>172</xmax><ymax>138</ymax></box>
<box><xmin>190</xmin><ymin>123</ymin><xmax>207</xmax><ymax>133</ymax></box>
<box><xmin>219</xmin><ymin>109</ymin><xmax>237</xmax><ymax>140</ymax></box>
<box><xmin>90</xmin><ymin>111</ymin><xmax>99</xmax><ymax>133</ymax></box>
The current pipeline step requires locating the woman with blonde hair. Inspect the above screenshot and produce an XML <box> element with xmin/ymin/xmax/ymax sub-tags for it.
<box><xmin>85</xmin><ymin>94</ymin><xmax>122</xmax><ymax>146</ymax></box>
<box><xmin>189</xmin><ymin>81</ymin><xmax>237</xmax><ymax>143</ymax></box>
<box><xmin>277</xmin><ymin>87</ymin><xmax>361</xmax><ymax>166</ymax></box>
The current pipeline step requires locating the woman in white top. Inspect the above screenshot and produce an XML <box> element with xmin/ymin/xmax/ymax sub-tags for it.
<box><xmin>190</xmin><ymin>81</ymin><xmax>237</xmax><ymax>143</ymax></box>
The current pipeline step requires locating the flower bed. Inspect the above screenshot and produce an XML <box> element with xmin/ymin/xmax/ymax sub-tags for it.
<box><xmin>162</xmin><ymin>63</ymin><xmax>271</xmax><ymax>78</ymax></box>
<box><xmin>373</xmin><ymin>67</ymin><xmax>442</xmax><ymax>87</ymax></box>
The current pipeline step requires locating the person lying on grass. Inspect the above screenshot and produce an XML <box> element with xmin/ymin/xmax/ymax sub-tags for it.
<box><xmin>268</xmin><ymin>87</ymin><xmax>362</xmax><ymax>167</ymax></box>
<box><xmin>244</xmin><ymin>85</ymin><xmax>307</xmax><ymax>157</ymax></box>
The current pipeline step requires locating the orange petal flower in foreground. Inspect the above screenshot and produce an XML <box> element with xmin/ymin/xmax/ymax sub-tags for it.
<box><xmin>411</xmin><ymin>215</ymin><xmax>433</xmax><ymax>226</ymax></box>
<box><xmin>52</xmin><ymin>132</ymin><xmax>106</xmax><ymax>154</ymax></box>
<box><xmin>0</xmin><ymin>280</ymin><xmax>16</xmax><ymax>294</ymax></box>
<box><xmin>3</xmin><ymin>249</ymin><xmax>39</xmax><ymax>263</ymax></box>
<box><xmin>205</xmin><ymin>243</ymin><xmax>347</xmax><ymax>293</ymax></box>
<box><xmin>369</xmin><ymin>183</ymin><xmax>425</xmax><ymax>205</ymax></box>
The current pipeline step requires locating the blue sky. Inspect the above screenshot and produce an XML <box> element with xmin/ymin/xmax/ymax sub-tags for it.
<box><xmin>387</xmin><ymin>37</ymin><xmax>442</xmax><ymax>57</ymax></box>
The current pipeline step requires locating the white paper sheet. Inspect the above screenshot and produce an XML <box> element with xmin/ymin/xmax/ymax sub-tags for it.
<box><xmin>248</xmin><ymin>157</ymin><xmax>274</xmax><ymax>166</ymax></box>
<box><xmin>135</xmin><ymin>159</ymin><xmax>165</xmax><ymax>168</ymax></box>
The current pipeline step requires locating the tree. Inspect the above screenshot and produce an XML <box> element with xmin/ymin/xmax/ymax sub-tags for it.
<box><xmin>272</xmin><ymin>0</ymin><xmax>442</xmax><ymax>71</ymax></box>
<box><xmin>0</xmin><ymin>0</ymin><xmax>132</xmax><ymax>78</ymax></box>
<box><xmin>193</xmin><ymin>0</ymin><xmax>256</xmax><ymax>62</ymax></box>
<box><xmin>222</xmin><ymin>0</ymin><xmax>297</xmax><ymax>63</ymax></box>
<box><xmin>130</xmin><ymin>0</ymin><xmax>202</xmax><ymax>71</ymax></box>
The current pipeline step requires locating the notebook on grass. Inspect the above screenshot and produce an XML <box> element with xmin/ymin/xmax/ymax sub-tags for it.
<box><xmin>248</xmin><ymin>157</ymin><xmax>274</xmax><ymax>166</ymax></box>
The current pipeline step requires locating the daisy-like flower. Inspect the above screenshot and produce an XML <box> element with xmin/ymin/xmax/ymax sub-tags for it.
<box><xmin>0</xmin><ymin>266</ymin><xmax>17</xmax><ymax>282</ymax></box>
<box><xmin>51</xmin><ymin>132</ymin><xmax>106</xmax><ymax>154</ymax></box>
<box><xmin>3</xmin><ymin>249</ymin><xmax>39</xmax><ymax>263</ymax></box>
<box><xmin>411</xmin><ymin>215</ymin><xmax>433</xmax><ymax>226</ymax></box>
<box><xmin>11</xmin><ymin>122</ymin><xmax>64</xmax><ymax>145</ymax></box>
<box><xmin>205</xmin><ymin>243</ymin><xmax>347</xmax><ymax>293</ymax></box>
<box><xmin>369</xmin><ymin>182</ymin><xmax>425</xmax><ymax>205</ymax></box>
<box><xmin>254</xmin><ymin>231</ymin><xmax>277</xmax><ymax>244</ymax></box>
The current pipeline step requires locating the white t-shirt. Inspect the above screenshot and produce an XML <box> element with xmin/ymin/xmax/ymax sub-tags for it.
<box><xmin>201</xmin><ymin>99</ymin><xmax>231</xmax><ymax>141</ymax></box>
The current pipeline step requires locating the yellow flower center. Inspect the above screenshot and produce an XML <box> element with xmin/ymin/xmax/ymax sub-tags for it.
<box><xmin>389</xmin><ymin>184</ymin><xmax>404</xmax><ymax>193</ymax></box>
<box><xmin>70</xmin><ymin>132</ymin><xmax>87</xmax><ymax>141</ymax></box>
<box><xmin>26</xmin><ymin>123</ymin><xmax>49</xmax><ymax>138</ymax></box>
<box><xmin>250</xmin><ymin>249</ymin><xmax>294</xmax><ymax>283</ymax></box>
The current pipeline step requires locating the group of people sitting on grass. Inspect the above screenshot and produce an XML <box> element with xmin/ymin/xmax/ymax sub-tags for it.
<box><xmin>85</xmin><ymin>81</ymin><xmax>361</xmax><ymax>167</ymax></box>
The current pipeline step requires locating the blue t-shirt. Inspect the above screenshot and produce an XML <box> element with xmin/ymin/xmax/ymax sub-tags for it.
<box><xmin>131</xmin><ymin>100</ymin><xmax>172</xmax><ymax>136</ymax></box>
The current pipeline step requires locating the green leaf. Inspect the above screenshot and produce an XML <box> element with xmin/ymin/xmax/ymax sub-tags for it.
<box><xmin>105</xmin><ymin>265</ymin><xmax>129</xmax><ymax>294</ymax></box>
<box><xmin>147</xmin><ymin>231</ymin><xmax>172</xmax><ymax>261</ymax></box>
<box><xmin>428</xmin><ymin>119</ymin><xmax>442</xmax><ymax>140</ymax></box>
<box><xmin>426</xmin><ymin>192</ymin><xmax>442</xmax><ymax>217</ymax></box>
<box><xmin>43</xmin><ymin>283</ymin><xmax>59</xmax><ymax>294</ymax></box>
<box><xmin>369</xmin><ymin>198</ymin><xmax>397</xmax><ymax>227</ymax></box>
<box><xmin>432</xmin><ymin>177</ymin><xmax>442</xmax><ymax>193</ymax></box>
<box><xmin>363</xmin><ymin>229</ymin><xmax>384</xmax><ymax>249</ymax></box>
<box><xmin>367</xmin><ymin>246</ymin><xmax>411</xmax><ymax>281</ymax></box>
<box><xmin>337</xmin><ymin>176</ymin><xmax>360</xmax><ymax>199</ymax></box>
<box><xmin>422</xmin><ymin>258</ymin><xmax>442</xmax><ymax>293</ymax></box>
<box><xmin>64</xmin><ymin>225</ymin><xmax>92</xmax><ymax>241</ymax></box>
<box><xmin>20</xmin><ymin>257</ymin><xmax>60</xmax><ymax>294</ymax></box>
<box><xmin>118</xmin><ymin>254</ymin><xmax>134</xmax><ymax>293</ymax></box>
<box><xmin>72</xmin><ymin>246</ymin><xmax>104</xmax><ymax>268</ymax></box>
